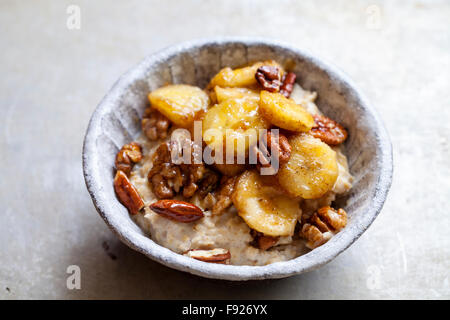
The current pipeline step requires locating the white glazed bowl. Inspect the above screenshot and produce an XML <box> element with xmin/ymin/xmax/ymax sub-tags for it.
<box><xmin>83</xmin><ymin>38</ymin><xmax>393</xmax><ymax>280</ymax></box>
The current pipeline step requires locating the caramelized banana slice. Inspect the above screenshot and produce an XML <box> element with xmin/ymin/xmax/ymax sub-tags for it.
<box><xmin>209</xmin><ymin>61</ymin><xmax>284</xmax><ymax>88</ymax></box>
<box><xmin>259</xmin><ymin>90</ymin><xmax>315</xmax><ymax>132</ymax></box>
<box><xmin>232</xmin><ymin>170</ymin><xmax>300</xmax><ymax>237</ymax></box>
<box><xmin>277</xmin><ymin>134</ymin><xmax>338</xmax><ymax>199</ymax></box>
<box><xmin>202</xmin><ymin>99</ymin><xmax>270</xmax><ymax>156</ymax></box>
<box><xmin>148</xmin><ymin>84</ymin><xmax>209</xmax><ymax>128</ymax></box>
<box><xmin>214</xmin><ymin>163</ymin><xmax>247</xmax><ymax>176</ymax></box>
<box><xmin>214</xmin><ymin>86</ymin><xmax>260</xmax><ymax>104</ymax></box>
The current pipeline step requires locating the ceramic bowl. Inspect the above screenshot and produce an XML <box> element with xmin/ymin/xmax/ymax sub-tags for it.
<box><xmin>83</xmin><ymin>37</ymin><xmax>393</xmax><ymax>280</ymax></box>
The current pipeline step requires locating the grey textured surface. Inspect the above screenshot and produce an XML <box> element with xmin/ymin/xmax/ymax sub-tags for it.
<box><xmin>1</xmin><ymin>0</ymin><xmax>449</xmax><ymax>298</ymax></box>
<box><xmin>83</xmin><ymin>38</ymin><xmax>392</xmax><ymax>280</ymax></box>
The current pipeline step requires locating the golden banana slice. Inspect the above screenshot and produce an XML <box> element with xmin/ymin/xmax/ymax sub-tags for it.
<box><xmin>214</xmin><ymin>86</ymin><xmax>260</xmax><ymax>104</ymax></box>
<box><xmin>232</xmin><ymin>170</ymin><xmax>300</xmax><ymax>237</ymax></box>
<box><xmin>214</xmin><ymin>163</ymin><xmax>247</xmax><ymax>176</ymax></box>
<box><xmin>259</xmin><ymin>90</ymin><xmax>315</xmax><ymax>132</ymax></box>
<box><xmin>209</xmin><ymin>61</ymin><xmax>284</xmax><ymax>88</ymax></box>
<box><xmin>277</xmin><ymin>134</ymin><xmax>339</xmax><ymax>199</ymax></box>
<box><xmin>202</xmin><ymin>99</ymin><xmax>270</xmax><ymax>157</ymax></box>
<box><xmin>148</xmin><ymin>84</ymin><xmax>209</xmax><ymax>128</ymax></box>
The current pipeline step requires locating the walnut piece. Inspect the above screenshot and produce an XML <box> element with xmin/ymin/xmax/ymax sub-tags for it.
<box><xmin>115</xmin><ymin>142</ymin><xmax>142</xmax><ymax>176</ymax></box>
<box><xmin>255</xmin><ymin>65</ymin><xmax>282</xmax><ymax>92</ymax></box>
<box><xmin>141</xmin><ymin>107</ymin><xmax>171</xmax><ymax>141</ymax></box>
<box><xmin>197</xmin><ymin>170</ymin><xmax>220</xmax><ymax>198</ymax></box>
<box><xmin>301</xmin><ymin>224</ymin><xmax>332</xmax><ymax>249</ymax></box>
<box><xmin>300</xmin><ymin>206</ymin><xmax>347</xmax><ymax>249</ymax></box>
<box><xmin>317</xmin><ymin>206</ymin><xmax>347</xmax><ymax>231</ymax></box>
<box><xmin>202</xmin><ymin>193</ymin><xmax>217</xmax><ymax>210</ymax></box>
<box><xmin>211</xmin><ymin>176</ymin><xmax>236</xmax><ymax>215</ymax></box>
<box><xmin>148</xmin><ymin>140</ymin><xmax>220</xmax><ymax>199</ymax></box>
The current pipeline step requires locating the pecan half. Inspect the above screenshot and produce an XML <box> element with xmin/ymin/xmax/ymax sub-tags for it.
<box><xmin>254</xmin><ymin>131</ymin><xmax>291</xmax><ymax>173</ymax></box>
<box><xmin>186</xmin><ymin>248</ymin><xmax>231</xmax><ymax>264</ymax></box>
<box><xmin>114</xmin><ymin>170</ymin><xmax>145</xmax><ymax>215</ymax></box>
<box><xmin>255</xmin><ymin>65</ymin><xmax>282</xmax><ymax>92</ymax></box>
<box><xmin>250</xmin><ymin>230</ymin><xmax>279</xmax><ymax>250</ymax></box>
<box><xmin>279</xmin><ymin>72</ymin><xmax>296</xmax><ymax>98</ymax></box>
<box><xmin>300</xmin><ymin>206</ymin><xmax>347</xmax><ymax>249</ymax></box>
<box><xmin>266</xmin><ymin>131</ymin><xmax>291</xmax><ymax>164</ymax></box>
<box><xmin>149</xmin><ymin>199</ymin><xmax>204</xmax><ymax>223</ymax></box>
<box><xmin>310</xmin><ymin>114</ymin><xmax>348</xmax><ymax>146</ymax></box>
<box><xmin>115</xmin><ymin>142</ymin><xmax>142</xmax><ymax>176</ymax></box>
<box><xmin>142</xmin><ymin>107</ymin><xmax>171</xmax><ymax>141</ymax></box>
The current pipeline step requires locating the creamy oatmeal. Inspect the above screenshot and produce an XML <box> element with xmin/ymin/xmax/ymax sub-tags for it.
<box><xmin>113</xmin><ymin>61</ymin><xmax>353</xmax><ymax>266</ymax></box>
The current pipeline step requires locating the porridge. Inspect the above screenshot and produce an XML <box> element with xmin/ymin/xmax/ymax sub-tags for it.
<box><xmin>113</xmin><ymin>60</ymin><xmax>353</xmax><ymax>266</ymax></box>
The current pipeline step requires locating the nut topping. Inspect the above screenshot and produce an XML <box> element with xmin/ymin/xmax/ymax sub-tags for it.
<box><xmin>266</xmin><ymin>131</ymin><xmax>291</xmax><ymax>164</ymax></box>
<box><xmin>115</xmin><ymin>142</ymin><xmax>142</xmax><ymax>176</ymax></box>
<box><xmin>316</xmin><ymin>206</ymin><xmax>347</xmax><ymax>231</ymax></box>
<box><xmin>197</xmin><ymin>170</ymin><xmax>220</xmax><ymax>198</ymax></box>
<box><xmin>149</xmin><ymin>199</ymin><xmax>204</xmax><ymax>223</ymax></box>
<box><xmin>141</xmin><ymin>107</ymin><xmax>171</xmax><ymax>141</ymax></box>
<box><xmin>310</xmin><ymin>114</ymin><xmax>348</xmax><ymax>146</ymax></box>
<box><xmin>279</xmin><ymin>72</ymin><xmax>296</xmax><ymax>98</ymax></box>
<box><xmin>211</xmin><ymin>176</ymin><xmax>236</xmax><ymax>215</ymax></box>
<box><xmin>114</xmin><ymin>170</ymin><xmax>145</xmax><ymax>215</ymax></box>
<box><xmin>251</xmin><ymin>230</ymin><xmax>279</xmax><ymax>250</ymax></box>
<box><xmin>300</xmin><ymin>206</ymin><xmax>347</xmax><ymax>249</ymax></box>
<box><xmin>254</xmin><ymin>131</ymin><xmax>291</xmax><ymax>173</ymax></box>
<box><xmin>257</xmin><ymin>235</ymin><xmax>279</xmax><ymax>250</ymax></box>
<box><xmin>255</xmin><ymin>65</ymin><xmax>282</xmax><ymax>92</ymax></box>
<box><xmin>148</xmin><ymin>140</ymin><xmax>220</xmax><ymax>199</ymax></box>
<box><xmin>186</xmin><ymin>248</ymin><xmax>231</xmax><ymax>264</ymax></box>
<box><xmin>301</xmin><ymin>224</ymin><xmax>332</xmax><ymax>249</ymax></box>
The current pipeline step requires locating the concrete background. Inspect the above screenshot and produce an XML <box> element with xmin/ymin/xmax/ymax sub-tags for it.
<box><xmin>0</xmin><ymin>0</ymin><xmax>449</xmax><ymax>299</ymax></box>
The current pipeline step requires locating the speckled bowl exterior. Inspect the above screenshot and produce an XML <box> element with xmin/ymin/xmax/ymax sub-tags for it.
<box><xmin>82</xmin><ymin>38</ymin><xmax>393</xmax><ymax>280</ymax></box>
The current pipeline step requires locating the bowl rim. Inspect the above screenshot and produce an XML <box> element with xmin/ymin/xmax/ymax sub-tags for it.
<box><xmin>83</xmin><ymin>37</ymin><xmax>393</xmax><ymax>280</ymax></box>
